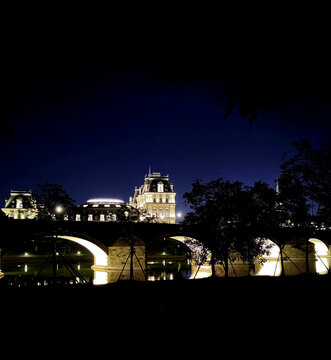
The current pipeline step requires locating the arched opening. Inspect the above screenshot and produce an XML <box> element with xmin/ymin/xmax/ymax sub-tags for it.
<box><xmin>309</xmin><ymin>238</ymin><xmax>329</xmax><ymax>275</ymax></box>
<box><xmin>58</xmin><ymin>236</ymin><xmax>108</xmax><ymax>284</ymax></box>
<box><xmin>147</xmin><ymin>235</ymin><xmax>212</xmax><ymax>280</ymax></box>
<box><xmin>1</xmin><ymin>234</ymin><xmax>109</xmax><ymax>286</ymax></box>
<box><xmin>255</xmin><ymin>239</ymin><xmax>281</xmax><ymax>276</ymax></box>
<box><xmin>147</xmin><ymin>237</ymin><xmax>191</xmax><ymax>280</ymax></box>
<box><xmin>169</xmin><ymin>236</ymin><xmax>212</xmax><ymax>279</ymax></box>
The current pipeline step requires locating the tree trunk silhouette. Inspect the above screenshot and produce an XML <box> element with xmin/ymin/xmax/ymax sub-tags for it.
<box><xmin>305</xmin><ymin>239</ymin><xmax>310</xmax><ymax>274</ymax></box>
<box><xmin>280</xmin><ymin>246</ymin><xmax>285</xmax><ymax>276</ymax></box>
<box><xmin>211</xmin><ymin>252</ymin><xmax>216</xmax><ymax>277</ymax></box>
<box><xmin>223</xmin><ymin>246</ymin><xmax>229</xmax><ymax>277</ymax></box>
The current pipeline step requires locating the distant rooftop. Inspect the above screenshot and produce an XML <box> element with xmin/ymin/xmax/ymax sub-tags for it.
<box><xmin>86</xmin><ymin>198</ymin><xmax>124</xmax><ymax>205</ymax></box>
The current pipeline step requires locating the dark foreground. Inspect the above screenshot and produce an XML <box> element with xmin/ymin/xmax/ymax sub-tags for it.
<box><xmin>1</xmin><ymin>274</ymin><xmax>330</xmax><ymax>350</ymax></box>
<box><xmin>2</xmin><ymin>274</ymin><xmax>330</xmax><ymax>318</ymax></box>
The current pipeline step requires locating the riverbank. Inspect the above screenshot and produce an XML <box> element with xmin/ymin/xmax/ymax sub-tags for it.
<box><xmin>2</xmin><ymin>274</ymin><xmax>330</xmax><ymax>320</ymax></box>
<box><xmin>2</xmin><ymin>274</ymin><xmax>330</xmax><ymax>350</ymax></box>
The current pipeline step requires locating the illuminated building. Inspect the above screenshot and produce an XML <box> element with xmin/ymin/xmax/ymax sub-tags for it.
<box><xmin>1</xmin><ymin>190</ymin><xmax>38</xmax><ymax>219</ymax></box>
<box><xmin>71</xmin><ymin>198</ymin><xmax>139</xmax><ymax>222</ymax></box>
<box><xmin>129</xmin><ymin>170</ymin><xmax>176</xmax><ymax>224</ymax></box>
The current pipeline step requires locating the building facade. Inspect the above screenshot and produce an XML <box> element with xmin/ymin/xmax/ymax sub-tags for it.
<box><xmin>129</xmin><ymin>171</ymin><xmax>176</xmax><ymax>224</ymax></box>
<box><xmin>1</xmin><ymin>170</ymin><xmax>176</xmax><ymax>224</ymax></box>
<box><xmin>70</xmin><ymin>198</ymin><xmax>139</xmax><ymax>222</ymax></box>
<box><xmin>1</xmin><ymin>190</ymin><xmax>38</xmax><ymax>220</ymax></box>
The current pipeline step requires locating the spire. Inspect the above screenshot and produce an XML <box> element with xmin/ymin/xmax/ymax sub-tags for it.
<box><xmin>148</xmin><ymin>165</ymin><xmax>151</xmax><ymax>177</ymax></box>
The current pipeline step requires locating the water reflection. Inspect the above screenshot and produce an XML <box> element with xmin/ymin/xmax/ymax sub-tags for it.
<box><xmin>1</xmin><ymin>238</ymin><xmax>94</xmax><ymax>286</ymax></box>
<box><xmin>147</xmin><ymin>259</ymin><xmax>192</xmax><ymax>281</ymax></box>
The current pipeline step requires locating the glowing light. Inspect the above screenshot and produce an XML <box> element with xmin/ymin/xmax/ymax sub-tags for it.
<box><xmin>255</xmin><ymin>239</ymin><xmax>281</xmax><ymax>276</ymax></box>
<box><xmin>193</xmin><ymin>265</ymin><xmax>212</xmax><ymax>279</ymax></box>
<box><xmin>87</xmin><ymin>198</ymin><xmax>124</xmax><ymax>204</ymax></box>
<box><xmin>93</xmin><ymin>271</ymin><xmax>108</xmax><ymax>285</ymax></box>
<box><xmin>58</xmin><ymin>236</ymin><xmax>108</xmax><ymax>266</ymax></box>
<box><xmin>55</xmin><ymin>205</ymin><xmax>63</xmax><ymax>213</ymax></box>
<box><xmin>177</xmin><ymin>212</ymin><xmax>182</xmax><ymax>218</ymax></box>
<box><xmin>309</xmin><ymin>238</ymin><xmax>329</xmax><ymax>274</ymax></box>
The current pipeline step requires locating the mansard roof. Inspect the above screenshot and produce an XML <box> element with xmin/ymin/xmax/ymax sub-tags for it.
<box><xmin>4</xmin><ymin>190</ymin><xmax>37</xmax><ymax>209</ymax></box>
<box><xmin>142</xmin><ymin>172</ymin><xmax>174</xmax><ymax>193</ymax></box>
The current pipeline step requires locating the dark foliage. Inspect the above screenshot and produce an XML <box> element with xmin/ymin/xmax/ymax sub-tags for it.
<box><xmin>182</xmin><ymin>178</ymin><xmax>277</xmax><ymax>276</ymax></box>
<box><xmin>279</xmin><ymin>139</ymin><xmax>331</xmax><ymax>226</ymax></box>
<box><xmin>34</xmin><ymin>183</ymin><xmax>76</xmax><ymax>220</ymax></box>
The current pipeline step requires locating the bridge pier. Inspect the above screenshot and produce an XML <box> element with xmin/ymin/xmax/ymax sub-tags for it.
<box><xmin>106</xmin><ymin>237</ymin><xmax>146</xmax><ymax>283</ymax></box>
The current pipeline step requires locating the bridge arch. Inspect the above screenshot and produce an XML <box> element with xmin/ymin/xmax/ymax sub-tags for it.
<box><xmin>1</xmin><ymin>231</ymin><xmax>110</xmax><ymax>285</ymax></box>
<box><xmin>150</xmin><ymin>233</ymin><xmax>212</xmax><ymax>279</ymax></box>
<box><xmin>254</xmin><ymin>239</ymin><xmax>281</xmax><ymax>276</ymax></box>
<box><xmin>309</xmin><ymin>238</ymin><xmax>330</xmax><ymax>274</ymax></box>
<box><xmin>56</xmin><ymin>234</ymin><xmax>109</xmax><ymax>285</ymax></box>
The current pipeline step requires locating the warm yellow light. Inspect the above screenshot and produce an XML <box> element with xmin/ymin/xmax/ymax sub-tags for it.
<box><xmin>255</xmin><ymin>239</ymin><xmax>281</xmax><ymax>276</ymax></box>
<box><xmin>55</xmin><ymin>206</ymin><xmax>63</xmax><ymax>213</ymax></box>
<box><xmin>309</xmin><ymin>238</ymin><xmax>329</xmax><ymax>274</ymax></box>
<box><xmin>193</xmin><ymin>265</ymin><xmax>212</xmax><ymax>279</ymax></box>
<box><xmin>58</xmin><ymin>235</ymin><xmax>108</xmax><ymax>285</ymax></box>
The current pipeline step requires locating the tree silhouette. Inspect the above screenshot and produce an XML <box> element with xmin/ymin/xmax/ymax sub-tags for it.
<box><xmin>183</xmin><ymin>178</ymin><xmax>275</xmax><ymax>277</ymax></box>
<box><xmin>34</xmin><ymin>183</ymin><xmax>76</xmax><ymax>220</ymax></box>
<box><xmin>279</xmin><ymin>139</ymin><xmax>331</xmax><ymax>226</ymax></box>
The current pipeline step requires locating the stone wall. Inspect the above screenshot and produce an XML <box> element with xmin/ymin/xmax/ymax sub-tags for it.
<box><xmin>107</xmin><ymin>236</ymin><xmax>146</xmax><ymax>283</ymax></box>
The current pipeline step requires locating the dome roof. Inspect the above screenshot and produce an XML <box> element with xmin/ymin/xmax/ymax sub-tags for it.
<box><xmin>86</xmin><ymin>198</ymin><xmax>124</xmax><ymax>205</ymax></box>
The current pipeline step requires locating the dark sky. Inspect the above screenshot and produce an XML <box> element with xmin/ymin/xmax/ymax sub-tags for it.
<box><xmin>1</xmin><ymin>9</ymin><xmax>331</xmax><ymax>218</ymax></box>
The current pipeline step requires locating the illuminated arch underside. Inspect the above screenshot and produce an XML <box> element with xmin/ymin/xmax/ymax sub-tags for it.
<box><xmin>255</xmin><ymin>239</ymin><xmax>281</xmax><ymax>276</ymax></box>
<box><xmin>58</xmin><ymin>235</ymin><xmax>108</xmax><ymax>284</ymax></box>
<box><xmin>309</xmin><ymin>238</ymin><xmax>329</xmax><ymax>274</ymax></box>
<box><xmin>169</xmin><ymin>236</ymin><xmax>212</xmax><ymax>279</ymax></box>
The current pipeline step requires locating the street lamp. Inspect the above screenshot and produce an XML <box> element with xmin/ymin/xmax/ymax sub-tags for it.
<box><xmin>52</xmin><ymin>204</ymin><xmax>64</xmax><ymax>284</ymax></box>
<box><xmin>55</xmin><ymin>205</ymin><xmax>63</xmax><ymax>214</ymax></box>
<box><xmin>176</xmin><ymin>212</ymin><xmax>182</xmax><ymax>223</ymax></box>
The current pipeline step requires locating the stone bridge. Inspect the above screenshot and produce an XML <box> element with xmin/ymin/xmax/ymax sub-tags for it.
<box><xmin>0</xmin><ymin>218</ymin><xmax>330</xmax><ymax>284</ymax></box>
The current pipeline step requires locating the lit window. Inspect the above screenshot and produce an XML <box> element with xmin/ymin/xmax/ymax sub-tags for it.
<box><xmin>88</xmin><ymin>214</ymin><xmax>93</xmax><ymax>221</ymax></box>
<box><xmin>112</xmin><ymin>214</ymin><xmax>117</xmax><ymax>221</ymax></box>
<box><xmin>165</xmin><ymin>209</ymin><xmax>169</xmax><ymax>217</ymax></box>
<box><xmin>76</xmin><ymin>214</ymin><xmax>81</xmax><ymax>221</ymax></box>
<box><xmin>16</xmin><ymin>198</ymin><xmax>23</xmax><ymax>209</ymax></box>
<box><xmin>100</xmin><ymin>214</ymin><xmax>105</xmax><ymax>221</ymax></box>
<box><xmin>157</xmin><ymin>182</ymin><xmax>164</xmax><ymax>192</ymax></box>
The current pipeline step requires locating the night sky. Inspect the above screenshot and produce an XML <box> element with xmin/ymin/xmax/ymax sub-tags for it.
<box><xmin>2</xmin><ymin>10</ymin><xmax>330</xmax><ymax>218</ymax></box>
